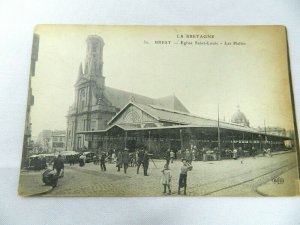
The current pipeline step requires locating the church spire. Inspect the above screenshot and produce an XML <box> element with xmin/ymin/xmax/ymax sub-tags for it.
<box><xmin>76</xmin><ymin>62</ymin><xmax>83</xmax><ymax>82</ymax></box>
<box><xmin>78</xmin><ymin>62</ymin><xmax>83</xmax><ymax>76</ymax></box>
<box><xmin>84</xmin><ymin>35</ymin><xmax>105</xmax><ymax>78</ymax></box>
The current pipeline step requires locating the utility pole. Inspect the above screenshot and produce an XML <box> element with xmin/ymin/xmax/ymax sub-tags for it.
<box><xmin>125</xmin><ymin>131</ymin><xmax>127</xmax><ymax>149</ymax></box>
<box><xmin>264</xmin><ymin>119</ymin><xmax>267</xmax><ymax>148</ymax></box>
<box><xmin>180</xmin><ymin>129</ymin><xmax>183</xmax><ymax>150</ymax></box>
<box><xmin>217</xmin><ymin>104</ymin><xmax>221</xmax><ymax>159</ymax></box>
<box><xmin>148</xmin><ymin>131</ymin><xmax>151</xmax><ymax>151</ymax></box>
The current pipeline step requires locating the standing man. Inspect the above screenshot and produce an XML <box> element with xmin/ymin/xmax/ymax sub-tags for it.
<box><xmin>178</xmin><ymin>159</ymin><xmax>193</xmax><ymax>195</ymax></box>
<box><xmin>122</xmin><ymin>148</ymin><xmax>130</xmax><ymax>174</ymax></box>
<box><xmin>143</xmin><ymin>150</ymin><xmax>150</xmax><ymax>176</ymax></box>
<box><xmin>100</xmin><ymin>152</ymin><xmax>107</xmax><ymax>171</ymax></box>
<box><xmin>53</xmin><ymin>154</ymin><xmax>64</xmax><ymax>177</ymax></box>
<box><xmin>116</xmin><ymin>150</ymin><xmax>123</xmax><ymax>172</ymax></box>
<box><xmin>170</xmin><ymin>150</ymin><xmax>175</xmax><ymax>164</ymax></box>
<box><xmin>251</xmin><ymin>146</ymin><xmax>256</xmax><ymax>158</ymax></box>
<box><xmin>137</xmin><ymin>148</ymin><xmax>144</xmax><ymax>174</ymax></box>
<box><xmin>185</xmin><ymin>149</ymin><xmax>193</xmax><ymax>164</ymax></box>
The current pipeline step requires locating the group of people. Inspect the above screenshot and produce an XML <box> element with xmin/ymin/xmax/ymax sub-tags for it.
<box><xmin>161</xmin><ymin>158</ymin><xmax>193</xmax><ymax>195</ymax></box>
<box><xmin>115</xmin><ymin>148</ymin><xmax>150</xmax><ymax>176</ymax></box>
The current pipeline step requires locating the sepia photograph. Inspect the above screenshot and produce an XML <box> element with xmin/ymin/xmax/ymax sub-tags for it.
<box><xmin>18</xmin><ymin>25</ymin><xmax>299</xmax><ymax>197</ymax></box>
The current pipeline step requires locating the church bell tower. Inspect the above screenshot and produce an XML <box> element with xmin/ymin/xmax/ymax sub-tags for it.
<box><xmin>84</xmin><ymin>35</ymin><xmax>105</xmax><ymax>90</ymax></box>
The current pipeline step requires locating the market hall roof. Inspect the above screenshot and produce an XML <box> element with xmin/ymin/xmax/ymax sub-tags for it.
<box><xmin>91</xmin><ymin>102</ymin><xmax>290</xmax><ymax>140</ymax></box>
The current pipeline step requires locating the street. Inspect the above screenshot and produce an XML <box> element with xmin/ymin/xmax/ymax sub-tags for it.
<box><xmin>41</xmin><ymin>152</ymin><xmax>298</xmax><ymax>197</ymax></box>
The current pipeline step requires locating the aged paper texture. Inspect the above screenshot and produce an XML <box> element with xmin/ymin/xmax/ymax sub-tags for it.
<box><xmin>19</xmin><ymin>25</ymin><xmax>299</xmax><ymax>197</ymax></box>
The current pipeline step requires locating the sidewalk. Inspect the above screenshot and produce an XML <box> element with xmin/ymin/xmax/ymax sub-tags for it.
<box><xmin>256</xmin><ymin>167</ymin><xmax>299</xmax><ymax>197</ymax></box>
<box><xmin>18</xmin><ymin>170</ymin><xmax>53</xmax><ymax>196</ymax></box>
<box><xmin>256</xmin><ymin>150</ymin><xmax>294</xmax><ymax>157</ymax></box>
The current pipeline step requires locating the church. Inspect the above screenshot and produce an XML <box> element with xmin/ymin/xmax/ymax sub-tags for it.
<box><xmin>66</xmin><ymin>35</ymin><xmax>189</xmax><ymax>151</ymax></box>
<box><xmin>66</xmin><ymin>35</ymin><xmax>290</xmax><ymax>157</ymax></box>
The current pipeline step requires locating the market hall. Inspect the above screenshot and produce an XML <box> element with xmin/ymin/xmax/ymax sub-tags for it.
<box><xmin>78</xmin><ymin>101</ymin><xmax>292</xmax><ymax>160</ymax></box>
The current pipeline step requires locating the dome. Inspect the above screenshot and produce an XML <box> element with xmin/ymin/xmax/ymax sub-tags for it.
<box><xmin>231</xmin><ymin>107</ymin><xmax>250</xmax><ymax>127</ymax></box>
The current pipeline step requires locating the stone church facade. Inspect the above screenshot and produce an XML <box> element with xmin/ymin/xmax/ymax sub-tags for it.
<box><xmin>66</xmin><ymin>35</ymin><xmax>189</xmax><ymax>151</ymax></box>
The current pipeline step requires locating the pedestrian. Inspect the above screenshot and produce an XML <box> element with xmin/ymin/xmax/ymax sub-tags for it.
<box><xmin>251</xmin><ymin>146</ymin><xmax>256</xmax><ymax>158</ymax></box>
<box><xmin>111</xmin><ymin>151</ymin><xmax>116</xmax><ymax>164</ymax></box>
<box><xmin>177</xmin><ymin>149</ymin><xmax>182</xmax><ymax>160</ymax></box>
<box><xmin>161</xmin><ymin>164</ymin><xmax>172</xmax><ymax>195</ymax></box>
<box><xmin>192</xmin><ymin>146</ymin><xmax>197</xmax><ymax>161</ymax></box>
<box><xmin>122</xmin><ymin>148</ymin><xmax>130</xmax><ymax>174</ymax></box>
<box><xmin>53</xmin><ymin>154</ymin><xmax>64</xmax><ymax>177</ymax></box>
<box><xmin>143</xmin><ymin>150</ymin><xmax>150</xmax><ymax>176</ymax></box>
<box><xmin>93</xmin><ymin>155</ymin><xmax>98</xmax><ymax>165</ymax></box>
<box><xmin>100</xmin><ymin>152</ymin><xmax>107</xmax><ymax>171</ymax></box>
<box><xmin>137</xmin><ymin>148</ymin><xmax>144</xmax><ymax>174</ymax></box>
<box><xmin>79</xmin><ymin>154</ymin><xmax>85</xmax><ymax>167</ymax></box>
<box><xmin>170</xmin><ymin>150</ymin><xmax>175</xmax><ymax>163</ymax></box>
<box><xmin>178</xmin><ymin>159</ymin><xmax>192</xmax><ymax>195</ymax></box>
<box><xmin>41</xmin><ymin>156</ymin><xmax>47</xmax><ymax>169</ymax></box>
<box><xmin>239</xmin><ymin>147</ymin><xmax>244</xmax><ymax>164</ymax></box>
<box><xmin>232</xmin><ymin>148</ymin><xmax>238</xmax><ymax>160</ymax></box>
<box><xmin>69</xmin><ymin>155</ymin><xmax>73</xmax><ymax>166</ymax></box>
<box><xmin>116</xmin><ymin>151</ymin><xmax>123</xmax><ymax>172</ymax></box>
<box><xmin>185</xmin><ymin>149</ymin><xmax>193</xmax><ymax>164</ymax></box>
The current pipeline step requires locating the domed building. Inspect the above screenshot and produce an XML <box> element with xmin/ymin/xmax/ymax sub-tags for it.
<box><xmin>231</xmin><ymin>106</ymin><xmax>250</xmax><ymax>127</ymax></box>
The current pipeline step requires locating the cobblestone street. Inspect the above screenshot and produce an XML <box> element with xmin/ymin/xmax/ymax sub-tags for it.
<box><xmin>31</xmin><ymin>152</ymin><xmax>298</xmax><ymax>197</ymax></box>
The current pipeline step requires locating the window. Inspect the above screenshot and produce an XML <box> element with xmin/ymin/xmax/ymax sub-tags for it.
<box><xmin>91</xmin><ymin>120</ymin><xmax>96</xmax><ymax>131</ymax></box>
<box><xmin>78</xmin><ymin>137</ymin><xmax>82</xmax><ymax>148</ymax></box>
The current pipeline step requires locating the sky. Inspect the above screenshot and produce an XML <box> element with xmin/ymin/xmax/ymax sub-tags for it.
<box><xmin>30</xmin><ymin>25</ymin><xmax>295</xmax><ymax>137</ymax></box>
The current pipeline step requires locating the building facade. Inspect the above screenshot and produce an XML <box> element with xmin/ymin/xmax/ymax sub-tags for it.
<box><xmin>51</xmin><ymin>130</ymin><xmax>66</xmax><ymax>153</ymax></box>
<box><xmin>22</xmin><ymin>33</ymin><xmax>39</xmax><ymax>167</ymax></box>
<box><xmin>66</xmin><ymin>35</ymin><xmax>188</xmax><ymax>151</ymax></box>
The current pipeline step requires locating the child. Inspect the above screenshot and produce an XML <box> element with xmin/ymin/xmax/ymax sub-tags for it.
<box><xmin>161</xmin><ymin>164</ymin><xmax>172</xmax><ymax>195</ymax></box>
<box><xmin>178</xmin><ymin>159</ymin><xmax>192</xmax><ymax>195</ymax></box>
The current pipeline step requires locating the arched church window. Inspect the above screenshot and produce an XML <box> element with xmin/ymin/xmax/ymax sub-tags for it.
<box><xmin>92</xmin><ymin>44</ymin><xmax>97</xmax><ymax>52</ymax></box>
<box><xmin>80</xmin><ymin>89</ymin><xmax>86</xmax><ymax>98</ymax></box>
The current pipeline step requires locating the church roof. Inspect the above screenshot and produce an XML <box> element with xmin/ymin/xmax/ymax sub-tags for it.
<box><xmin>104</xmin><ymin>86</ymin><xmax>189</xmax><ymax>113</ymax></box>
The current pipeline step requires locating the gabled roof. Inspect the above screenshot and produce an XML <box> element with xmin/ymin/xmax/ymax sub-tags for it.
<box><xmin>104</xmin><ymin>86</ymin><xmax>189</xmax><ymax>113</ymax></box>
<box><xmin>106</xmin><ymin>102</ymin><xmax>292</xmax><ymax>139</ymax></box>
<box><xmin>108</xmin><ymin>101</ymin><xmax>254</xmax><ymax>130</ymax></box>
<box><xmin>108</xmin><ymin>101</ymin><xmax>218</xmax><ymax>126</ymax></box>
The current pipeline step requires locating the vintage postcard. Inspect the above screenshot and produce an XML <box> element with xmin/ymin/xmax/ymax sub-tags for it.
<box><xmin>18</xmin><ymin>25</ymin><xmax>299</xmax><ymax>197</ymax></box>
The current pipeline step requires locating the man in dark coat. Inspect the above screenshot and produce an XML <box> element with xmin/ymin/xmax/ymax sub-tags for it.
<box><xmin>136</xmin><ymin>148</ymin><xmax>144</xmax><ymax>174</ymax></box>
<box><xmin>122</xmin><ymin>148</ymin><xmax>130</xmax><ymax>174</ymax></box>
<box><xmin>100</xmin><ymin>152</ymin><xmax>106</xmax><ymax>171</ymax></box>
<box><xmin>116</xmin><ymin>151</ymin><xmax>123</xmax><ymax>172</ymax></box>
<box><xmin>53</xmin><ymin>155</ymin><xmax>64</xmax><ymax>177</ymax></box>
<box><xmin>143</xmin><ymin>150</ymin><xmax>150</xmax><ymax>176</ymax></box>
